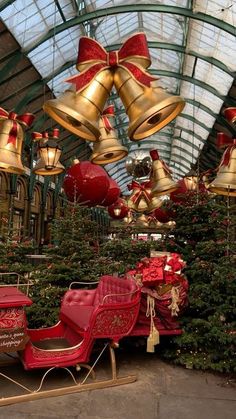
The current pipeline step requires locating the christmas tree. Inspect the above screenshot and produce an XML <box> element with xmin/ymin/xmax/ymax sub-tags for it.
<box><xmin>158</xmin><ymin>192</ymin><xmax>236</xmax><ymax>372</ymax></box>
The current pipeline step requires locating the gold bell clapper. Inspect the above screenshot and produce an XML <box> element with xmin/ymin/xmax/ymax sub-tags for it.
<box><xmin>150</xmin><ymin>149</ymin><xmax>178</xmax><ymax>197</ymax></box>
<box><xmin>114</xmin><ymin>70</ymin><xmax>185</xmax><ymax>141</ymax></box>
<box><xmin>0</xmin><ymin>107</ymin><xmax>35</xmax><ymax>174</ymax></box>
<box><xmin>90</xmin><ymin>105</ymin><xmax>128</xmax><ymax>165</ymax></box>
<box><xmin>224</xmin><ymin>107</ymin><xmax>236</xmax><ymax>126</ymax></box>
<box><xmin>127</xmin><ymin>180</ymin><xmax>151</xmax><ymax>213</ymax></box>
<box><xmin>208</xmin><ymin>133</ymin><xmax>236</xmax><ymax>196</ymax></box>
<box><xmin>32</xmin><ymin>129</ymin><xmax>65</xmax><ymax>176</ymax></box>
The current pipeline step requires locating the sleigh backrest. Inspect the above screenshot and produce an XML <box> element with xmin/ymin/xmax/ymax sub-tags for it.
<box><xmin>93</xmin><ymin>275</ymin><xmax>139</xmax><ymax>306</ymax></box>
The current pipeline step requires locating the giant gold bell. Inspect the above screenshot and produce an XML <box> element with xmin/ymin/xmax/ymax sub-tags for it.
<box><xmin>0</xmin><ymin>119</ymin><xmax>25</xmax><ymax>174</ymax></box>
<box><xmin>43</xmin><ymin>70</ymin><xmax>113</xmax><ymax>141</ymax></box>
<box><xmin>114</xmin><ymin>69</ymin><xmax>185</xmax><ymax>141</ymax></box>
<box><xmin>127</xmin><ymin>194</ymin><xmax>149</xmax><ymax>213</ymax></box>
<box><xmin>151</xmin><ymin>159</ymin><xmax>178</xmax><ymax>197</ymax></box>
<box><xmin>208</xmin><ymin>148</ymin><xmax>236</xmax><ymax>196</ymax></box>
<box><xmin>90</xmin><ymin>116</ymin><xmax>128</xmax><ymax>165</ymax></box>
<box><xmin>136</xmin><ymin>214</ymin><xmax>149</xmax><ymax>227</ymax></box>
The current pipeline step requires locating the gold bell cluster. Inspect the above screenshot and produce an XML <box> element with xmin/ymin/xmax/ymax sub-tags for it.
<box><xmin>43</xmin><ymin>33</ymin><xmax>185</xmax><ymax>152</ymax></box>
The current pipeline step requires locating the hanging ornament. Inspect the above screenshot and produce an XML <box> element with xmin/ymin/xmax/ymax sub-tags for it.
<box><xmin>0</xmin><ymin>108</ymin><xmax>35</xmax><ymax>174</ymax></box>
<box><xmin>108</xmin><ymin>198</ymin><xmax>129</xmax><ymax>219</ymax></box>
<box><xmin>153</xmin><ymin>207</ymin><xmax>171</xmax><ymax>224</ymax></box>
<box><xmin>63</xmin><ymin>160</ymin><xmax>109</xmax><ymax>206</ymax></box>
<box><xmin>90</xmin><ymin>105</ymin><xmax>128</xmax><ymax>165</ymax></box>
<box><xmin>101</xmin><ymin>177</ymin><xmax>121</xmax><ymax>207</ymax></box>
<box><xmin>208</xmin><ymin>133</ymin><xmax>236</xmax><ymax>196</ymax></box>
<box><xmin>125</xmin><ymin>155</ymin><xmax>152</xmax><ymax>179</ymax></box>
<box><xmin>32</xmin><ymin>129</ymin><xmax>65</xmax><ymax>176</ymax></box>
<box><xmin>183</xmin><ymin>164</ymin><xmax>198</xmax><ymax>191</ymax></box>
<box><xmin>44</xmin><ymin>34</ymin><xmax>184</xmax><ymax>142</ymax></box>
<box><xmin>136</xmin><ymin>214</ymin><xmax>149</xmax><ymax>227</ymax></box>
<box><xmin>150</xmin><ymin>149</ymin><xmax>178</xmax><ymax>196</ymax></box>
<box><xmin>126</xmin><ymin>180</ymin><xmax>151</xmax><ymax>213</ymax></box>
<box><xmin>224</xmin><ymin>107</ymin><xmax>236</xmax><ymax>126</ymax></box>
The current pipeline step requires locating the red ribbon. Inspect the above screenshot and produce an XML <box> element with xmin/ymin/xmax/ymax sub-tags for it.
<box><xmin>65</xmin><ymin>33</ymin><xmax>157</xmax><ymax>91</ymax></box>
<box><xmin>0</xmin><ymin>108</ymin><xmax>35</xmax><ymax>146</ymax></box>
<box><xmin>101</xmin><ymin>105</ymin><xmax>114</xmax><ymax>132</ymax></box>
<box><xmin>167</xmin><ymin>253</ymin><xmax>185</xmax><ymax>272</ymax></box>
<box><xmin>128</xmin><ymin>180</ymin><xmax>151</xmax><ymax>203</ymax></box>
<box><xmin>217</xmin><ymin>133</ymin><xmax>236</xmax><ymax>168</ymax></box>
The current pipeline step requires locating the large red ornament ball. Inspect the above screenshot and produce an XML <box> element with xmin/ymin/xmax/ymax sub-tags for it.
<box><xmin>108</xmin><ymin>198</ymin><xmax>129</xmax><ymax>219</ymax></box>
<box><xmin>102</xmin><ymin>178</ymin><xmax>120</xmax><ymax>207</ymax></box>
<box><xmin>63</xmin><ymin>161</ymin><xmax>109</xmax><ymax>206</ymax></box>
<box><xmin>154</xmin><ymin>207</ymin><xmax>171</xmax><ymax>223</ymax></box>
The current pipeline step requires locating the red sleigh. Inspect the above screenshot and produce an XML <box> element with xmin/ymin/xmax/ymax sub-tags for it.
<box><xmin>0</xmin><ymin>254</ymin><xmax>188</xmax><ymax>406</ymax></box>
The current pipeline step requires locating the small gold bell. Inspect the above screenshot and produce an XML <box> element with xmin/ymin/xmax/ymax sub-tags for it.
<box><xmin>0</xmin><ymin>117</ymin><xmax>25</xmax><ymax>174</ymax></box>
<box><xmin>150</xmin><ymin>150</ymin><xmax>178</xmax><ymax>196</ymax></box>
<box><xmin>90</xmin><ymin>105</ymin><xmax>128</xmax><ymax>165</ymax></box>
<box><xmin>208</xmin><ymin>146</ymin><xmax>236</xmax><ymax>196</ymax></box>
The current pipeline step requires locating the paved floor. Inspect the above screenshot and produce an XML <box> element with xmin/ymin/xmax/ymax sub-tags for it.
<box><xmin>0</xmin><ymin>345</ymin><xmax>235</xmax><ymax>419</ymax></box>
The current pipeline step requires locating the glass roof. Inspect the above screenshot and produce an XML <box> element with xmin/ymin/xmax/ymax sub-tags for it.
<box><xmin>0</xmin><ymin>0</ymin><xmax>235</xmax><ymax>192</ymax></box>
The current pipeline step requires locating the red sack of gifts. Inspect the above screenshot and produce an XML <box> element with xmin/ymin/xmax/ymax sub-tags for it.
<box><xmin>142</xmin><ymin>257</ymin><xmax>165</xmax><ymax>287</ymax></box>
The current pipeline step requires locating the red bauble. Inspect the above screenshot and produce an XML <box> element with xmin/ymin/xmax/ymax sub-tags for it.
<box><xmin>63</xmin><ymin>161</ymin><xmax>109</xmax><ymax>206</ymax></box>
<box><xmin>108</xmin><ymin>198</ymin><xmax>129</xmax><ymax>219</ymax></box>
<box><xmin>154</xmin><ymin>207</ymin><xmax>171</xmax><ymax>223</ymax></box>
<box><xmin>102</xmin><ymin>178</ymin><xmax>120</xmax><ymax>207</ymax></box>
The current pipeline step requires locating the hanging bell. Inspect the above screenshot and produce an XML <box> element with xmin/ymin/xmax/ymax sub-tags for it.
<box><xmin>127</xmin><ymin>181</ymin><xmax>151</xmax><ymax>213</ymax></box>
<box><xmin>223</xmin><ymin>107</ymin><xmax>236</xmax><ymax>126</ymax></box>
<box><xmin>114</xmin><ymin>69</ymin><xmax>185</xmax><ymax>141</ymax></box>
<box><xmin>183</xmin><ymin>165</ymin><xmax>198</xmax><ymax>191</ymax></box>
<box><xmin>33</xmin><ymin>159</ymin><xmax>65</xmax><ymax>176</ymax></box>
<box><xmin>43</xmin><ymin>69</ymin><xmax>113</xmax><ymax>141</ymax></box>
<box><xmin>136</xmin><ymin>214</ymin><xmax>149</xmax><ymax>227</ymax></box>
<box><xmin>0</xmin><ymin>117</ymin><xmax>25</xmax><ymax>174</ymax></box>
<box><xmin>150</xmin><ymin>150</ymin><xmax>178</xmax><ymax>197</ymax></box>
<box><xmin>145</xmin><ymin>195</ymin><xmax>163</xmax><ymax>213</ymax></box>
<box><xmin>208</xmin><ymin>146</ymin><xmax>236</xmax><ymax>196</ymax></box>
<box><xmin>90</xmin><ymin>105</ymin><xmax>128</xmax><ymax>165</ymax></box>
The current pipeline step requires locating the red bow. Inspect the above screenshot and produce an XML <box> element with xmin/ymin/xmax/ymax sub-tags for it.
<box><xmin>65</xmin><ymin>33</ymin><xmax>157</xmax><ymax>91</ymax></box>
<box><xmin>167</xmin><ymin>253</ymin><xmax>185</xmax><ymax>272</ymax></box>
<box><xmin>101</xmin><ymin>105</ymin><xmax>114</xmax><ymax>132</ymax></box>
<box><xmin>0</xmin><ymin>108</ymin><xmax>35</xmax><ymax>146</ymax></box>
<box><xmin>128</xmin><ymin>180</ymin><xmax>151</xmax><ymax>203</ymax></box>
<box><xmin>217</xmin><ymin>133</ymin><xmax>236</xmax><ymax>168</ymax></box>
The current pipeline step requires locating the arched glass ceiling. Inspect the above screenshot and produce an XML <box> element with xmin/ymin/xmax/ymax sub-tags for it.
<box><xmin>0</xmin><ymin>0</ymin><xmax>235</xmax><ymax>193</ymax></box>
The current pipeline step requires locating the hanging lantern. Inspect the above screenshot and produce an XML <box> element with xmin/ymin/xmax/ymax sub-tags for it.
<box><xmin>126</xmin><ymin>180</ymin><xmax>151</xmax><ymax>213</ymax></box>
<box><xmin>91</xmin><ymin>105</ymin><xmax>128</xmax><ymax>165</ymax></box>
<box><xmin>0</xmin><ymin>108</ymin><xmax>34</xmax><ymax>174</ymax></box>
<box><xmin>32</xmin><ymin>129</ymin><xmax>65</xmax><ymax>176</ymax></box>
<box><xmin>101</xmin><ymin>177</ymin><xmax>121</xmax><ymax>207</ymax></box>
<box><xmin>123</xmin><ymin>210</ymin><xmax>133</xmax><ymax>224</ymax></box>
<box><xmin>208</xmin><ymin>133</ymin><xmax>236</xmax><ymax>196</ymax></box>
<box><xmin>223</xmin><ymin>107</ymin><xmax>236</xmax><ymax>126</ymax></box>
<box><xmin>150</xmin><ymin>150</ymin><xmax>178</xmax><ymax>196</ymax></box>
<box><xmin>63</xmin><ymin>160</ymin><xmax>109</xmax><ymax>206</ymax></box>
<box><xmin>108</xmin><ymin>198</ymin><xmax>129</xmax><ymax>219</ymax></box>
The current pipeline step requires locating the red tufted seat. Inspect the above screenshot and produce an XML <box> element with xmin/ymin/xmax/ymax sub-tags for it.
<box><xmin>60</xmin><ymin>275</ymin><xmax>139</xmax><ymax>335</ymax></box>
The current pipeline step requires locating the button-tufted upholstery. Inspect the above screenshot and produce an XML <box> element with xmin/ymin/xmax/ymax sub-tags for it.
<box><xmin>60</xmin><ymin>275</ymin><xmax>139</xmax><ymax>334</ymax></box>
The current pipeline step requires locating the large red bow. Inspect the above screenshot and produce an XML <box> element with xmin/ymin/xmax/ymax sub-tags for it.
<box><xmin>128</xmin><ymin>180</ymin><xmax>151</xmax><ymax>203</ymax></box>
<box><xmin>101</xmin><ymin>105</ymin><xmax>114</xmax><ymax>132</ymax></box>
<box><xmin>217</xmin><ymin>133</ymin><xmax>236</xmax><ymax>167</ymax></box>
<box><xmin>65</xmin><ymin>33</ymin><xmax>157</xmax><ymax>92</ymax></box>
<box><xmin>0</xmin><ymin>108</ymin><xmax>35</xmax><ymax>146</ymax></box>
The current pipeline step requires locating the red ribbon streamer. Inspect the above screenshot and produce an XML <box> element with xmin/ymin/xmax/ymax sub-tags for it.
<box><xmin>101</xmin><ymin>105</ymin><xmax>114</xmax><ymax>132</ymax></box>
<box><xmin>65</xmin><ymin>33</ymin><xmax>157</xmax><ymax>92</ymax></box>
<box><xmin>0</xmin><ymin>108</ymin><xmax>35</xmax><ymax>147</ymax></box>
